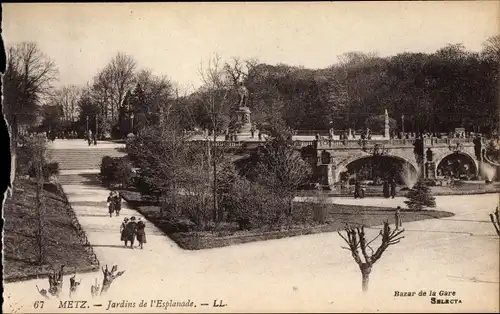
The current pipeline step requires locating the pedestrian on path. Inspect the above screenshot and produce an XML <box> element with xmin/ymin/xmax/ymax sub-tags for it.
<box><xmin>113</xmin><ymin>191</ymin><xmax>122</xmax><ymax>216</ymax></box>
<box><xmin>395</xmin><ymin>206</ymin><xmax>402</xmax><ymax>229</ymax></box>
<box><xmin>87</xmin><ymin>130</ymin><xmax>92</xmax><ymax>146</ymax></box>
<box><xmin>390</xmin><ymin>177</ymin><xmax>397</xmax><ymax>199</ymax></box>
<box><xmin>383</xmin><ymin>179</ymin><xmax>390</xmax><ymax>198</ymax></box>
<box><xmin>120</xmin><ymin>217</ymin><xmax>129</xmax><ymax>247</ymax></box>
<box><xmin>107</xmin><ymin>191</ymin><xmax>116</xmax><ymax>217</ymax></box>
<box><xmin>136</xmin><ymin>218</ymin><xmax>147</xmax><ymax>249</ymax></box>
<box><xmin>124</xmin><ymin>216</ymin><xmax>138</xmax><ymax>249</ymax></box>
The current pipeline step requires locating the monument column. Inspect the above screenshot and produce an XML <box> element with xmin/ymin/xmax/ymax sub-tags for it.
<box><xmin>384</xmin><ymin>109</ymin><xmax>390</xmax><ymax>138</ymax></box>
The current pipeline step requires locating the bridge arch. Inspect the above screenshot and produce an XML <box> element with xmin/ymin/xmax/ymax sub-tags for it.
<box><xmin>435</xmin><ymin>151</ymin><xmax>478</xmax><ymax>178</ymax></box>
<box><xmin>337</xmin><ymin>153</ymin><xmax>419</xmax><ymax>184</ymax></box>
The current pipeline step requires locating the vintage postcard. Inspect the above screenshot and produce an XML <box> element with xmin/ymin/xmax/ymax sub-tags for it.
<box><xmin>2</xmin><ymin>2</ymin><xmax>499</xmax><ymax>313</ymax></box>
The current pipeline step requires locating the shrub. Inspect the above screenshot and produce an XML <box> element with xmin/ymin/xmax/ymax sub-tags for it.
<box><xmin>100</xmin><ymin>156</ymin><xmax>134</xmax><ymax>186</ymax></box>
<box><xmin>404</xmin><ymin>180</ymin><xmax>436</xmax><ymax>211</ymax></box>
<box><xmin>16</xmin><ymin>134</ymin><xmax>58</xmax><ymax>181</ymax></box>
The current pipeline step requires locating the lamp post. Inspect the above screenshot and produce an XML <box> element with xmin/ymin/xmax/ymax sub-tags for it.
<box><xmin>130</xmin><ymin>112</ymin><xmax>134</xmax><ymax>134</ymax></box>
<box><xmin>401</xmin><ymin>114</ymin><xmax>405</xmax><ymax>135</ymax></box>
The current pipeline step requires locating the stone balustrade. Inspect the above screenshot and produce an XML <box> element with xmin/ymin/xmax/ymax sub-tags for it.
<box><xmin>187</xmin><ymin>136</ymin><xmax>482</xmax><ymax>150</ymax></box>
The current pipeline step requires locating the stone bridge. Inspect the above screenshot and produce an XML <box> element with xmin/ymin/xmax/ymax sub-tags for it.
<box><xmin>189</xmin><ymin>136</ymin><xmax>485</xmax><ymax>187</ymax></box>
<box><xmin>311</xmin><ymin>137</ymin><xmax>484</xmax><ymax>186</ymax></box>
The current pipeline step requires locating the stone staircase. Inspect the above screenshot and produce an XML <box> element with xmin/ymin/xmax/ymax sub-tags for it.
<box><xmin>49</xmin><ymin>148</ymin><xmax>127</xmax><ymax>171</ymax></box>
<box><xmin>49</xmin><ymin>146</ymin><xmax>127</xmax><ymax>185</ymax></box>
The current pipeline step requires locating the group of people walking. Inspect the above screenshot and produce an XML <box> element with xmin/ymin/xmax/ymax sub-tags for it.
<box><xmin>107</xmin><ymin>191</ymin><xmax>122</xmax><ymax>217</ymax></box>
<box><xmin>107</xmin><ymin>190</ymin><xmax>147</xmax><ymax>249</ymax></box>
<box><xmin>120</xmin><ymin>216</ymin><xmax>147</xmax><ymax>249</ymax></box>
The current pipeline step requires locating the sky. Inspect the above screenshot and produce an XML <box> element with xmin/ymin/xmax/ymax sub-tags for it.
<box><xmin>3</xmin><ymin>2</ymin><xmax>499</xmax><ymax>92</ymax></box>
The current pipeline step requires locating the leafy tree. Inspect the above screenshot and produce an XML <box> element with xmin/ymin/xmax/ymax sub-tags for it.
<box><xmin>404</xmin><ymin>179</ymin><xmax>436</xmax><ymax>211</ymax></box>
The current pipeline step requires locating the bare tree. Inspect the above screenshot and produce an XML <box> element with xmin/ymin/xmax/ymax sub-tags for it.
<box><xmin>108</xmin><ymin>53</ymin><xmax>137</xmax><ymax>122</ymax></box>
<box><xmin>3</xmin><ymin>42</ymin><xmax>58</xmax><ymax>169</ymax></box>
<box><xmin>23</xmin><ymin>134</ymin><xmax>49</xmax><ymax>265</ymax></box>
<box><xmin>88</xmin><ymin>53</ymin><xmax>136</xmax><ymax>134</ymax></box>
<box><xmin>338</xmin><ymin>221</ymin><xmax>405</xmax><ymax>292</ymax></box>
<box><xmin>134</xmin><ymin>69</ymin><xmax>175</xmax><ymax>127</ymax></box>
<box><xmin>223</xmin><ymin>57</ymin><xmax>257</xmax><ymax>86</ymax></box>
<box><xmin>52</xmin><ymin>85</ymin><xmax>82</xmax><ymax>123</ymax></box>
<box><xmin>482</xmin><ymin>35</ymin><xmax>500</xmax><ymax>59</ymax></box>
<box><xmin>197</xmin><ymin>54</ymin><xmax>234</xmax><ymax>222</ymax></box>
<box><xmin>490</xmin><ymin>207</ymin><xmax>500</xmax><ymax>237</ymax></box>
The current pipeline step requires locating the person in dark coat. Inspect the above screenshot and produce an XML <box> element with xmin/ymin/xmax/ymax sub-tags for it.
<box><xmin>354</xmin><ymin>180</ymin><xmax>362</xmax><ymax>199</ymax></box>
<box><xmin>383</xmin><ymin>179</ymin><xmax>390</xmax><ymax>198</ymax></box>
<box><xmin>390</xmin><ymin>177</ymin><xmax>397</xmax><ymax>199</ymax></box>
<box><xmin>124</xmin><ymin>216</ymin><xmax>137</xmax><ymax>249</ymax></box>
<box><xmin>113</xmin><ymin>191</ymin><xmax>122</xmax><ymax>216</ymax></box>
<box><xmin>135</xmin><ymin>218</ymin><xmax>147</xmax><ymax>249</ymax></box>
<box><xmin>106</xmin><ymin>191</ymin><xmax>115</xmax><ymax>217</ymax></box>
<box><xmin>120</xmin><ymin>217</ymin><xmax>129</xmax><ymax>247</ymax></box>
<box><xmin>395</xmin><ymin>206</ymin><xmax>402</xmax><ymax>229</ymax></box>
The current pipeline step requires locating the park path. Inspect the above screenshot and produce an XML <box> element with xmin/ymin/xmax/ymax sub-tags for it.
<box><xmin>3</xmin><ymin>140</ymin><xmax>499</xmax><ymax>313</ymax></box>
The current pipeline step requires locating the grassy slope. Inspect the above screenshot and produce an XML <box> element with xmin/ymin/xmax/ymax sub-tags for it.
<box><xmin>3</xmin><ymin>178</ymin><xmax>98</xmax><ymax>282</ymax></box>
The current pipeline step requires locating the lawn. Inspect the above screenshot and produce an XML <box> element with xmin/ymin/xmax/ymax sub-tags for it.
<box><xmin>3</xmin><ymin>178</ymin><xmax>99</xmax><ymax>283</ymax></box>
<box><xmin>119</xmin><ymin>189</ymin><xmax>453</xmax><ymax>250</ymax></box>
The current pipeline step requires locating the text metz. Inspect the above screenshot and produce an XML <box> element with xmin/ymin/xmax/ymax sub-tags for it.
<box><xmin>213</xmin><ymin>299</ymin><xmax>227</xmax><ymax>307</ymax></box>
<box><xmin>59</xmin><ymin>301</ymin><xmax>88</xmax><ymax>309</ymax></box>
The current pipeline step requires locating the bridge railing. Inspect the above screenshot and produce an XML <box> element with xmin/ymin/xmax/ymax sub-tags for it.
<box><xmin>316</xmin><ymin>137</ymin><xmax>479</xmax><ymax>149</ymax></box>
<box><xmin>187</xmin><ymin>136</ymin><xmax>482</xmax><ymax>149</ymax></box>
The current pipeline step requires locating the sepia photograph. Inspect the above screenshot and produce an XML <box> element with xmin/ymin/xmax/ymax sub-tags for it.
<box><xmin>1</xmin><ymin>2</ymin><xmax>499</xmax><ymax>313</ymax></box>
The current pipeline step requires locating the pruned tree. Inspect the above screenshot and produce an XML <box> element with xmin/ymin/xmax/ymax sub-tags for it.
<box><xmin>69</xmin><ymin>274</ymin><xmax>82</xmax><ymax>298</ymax></box>
<box><xmin>47</xmin><ymin>265</ymin><xmax>65</xmax><ymax>297</ymax></box>
<box><xmin>490</xmin><ymin>207</ymin><xmax>500</xmax><ymax>237</ymax></box>
<box><xmin>90</xmin><ymin>278</ymin><xmax>100</xmax><ymax>298</ymax></box>
<box><xmin>36</xmin><ymin>285</ymin><xmax>50</xmax><ymax>299</ymax></box>
<box><xmin>100</xmin><ymin>264</ymin><xmax>126</xmax><ymax>295</ymax></box>
<box><xmin>338</xmin><ymin>221</ymin><xmax>405</xmax><ymax>292</ymax></box>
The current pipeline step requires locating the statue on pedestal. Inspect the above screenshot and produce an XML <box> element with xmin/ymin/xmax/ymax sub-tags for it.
<box><xmin>237</xmin><ymin>82</ymin><xmax>249</xmax><ymax>108</ymax></box>
<box><xmin>233</xmin><ymin>81</ymin><xmax>252</xmax><ymax>135</ymax></box>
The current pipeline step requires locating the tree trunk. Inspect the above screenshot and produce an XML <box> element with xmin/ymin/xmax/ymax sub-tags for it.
<box><xmin>212</xmin><ymin>131</ymin><xmax>219</xmax><ymax>222</ymax></box>
<box><xmin>361</xmin><ymin>265</ymin><xmax>372</xmax><ymax>292</ymax></box>
<box><xmin>36</xmin><ymin>158</ymin><xmax>45</xmax><ymax>265</ymax></box>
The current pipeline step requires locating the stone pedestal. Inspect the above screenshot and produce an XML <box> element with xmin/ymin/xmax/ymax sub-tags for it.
<box><xmin>235</xmin><ymin>106</ymin><xmax>252</xmax><ymax>135</ymax></box>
